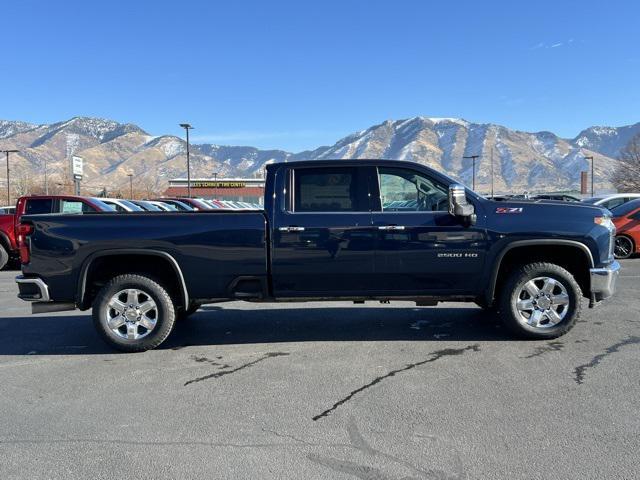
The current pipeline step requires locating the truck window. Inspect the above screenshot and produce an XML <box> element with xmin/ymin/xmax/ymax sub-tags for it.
<box><xmin>59</xmin><ymin>200</ymin><xmax>86</xmax><ymax>214</ymax></box>
<box><xmin>293</xmin><ymin>167</ymin><xmax>367</xmax><ymax>212</ymax></box>
<box><xmin>378</xmin><ymin>167</ymin><xmax>449</xmax><ymax>212</ymax></box>
<box><xmin>603</xmin><ymin>198</ymin><xmax>626</xmax><ymax>210</ymax></box>
<box><xmin>25</xmin><ymin>198</ymin><xmax>54</xmax><ymax>215</ymax></box>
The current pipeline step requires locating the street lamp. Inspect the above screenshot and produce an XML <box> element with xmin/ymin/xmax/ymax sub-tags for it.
<box><xmin>1</xmin><ymin>149</ymin><xmax>19</xmax><ymax>206</ymax></box>
<box><xmin>127</xmin><ymin>173</ymin><xmax>134</xmax><ymax>198</ymax></box>
<box><xmin>179</xmin><ymin>123</ymin><xmax>194</xmax><ymax>197</ymax></box>
<box><xmin>584</xmin><ymin>156</ymin><xmax>594</xmax><ymax>196</ymax></box>
<box><xmin>213</xmin><ymin>172</ymin><xmax>218</xmax><ymax>199</ymax></box>
<box><xmin>463</xmin><ymin>155</ymin><xmax>480</xmax><ymax>191</ymax></box>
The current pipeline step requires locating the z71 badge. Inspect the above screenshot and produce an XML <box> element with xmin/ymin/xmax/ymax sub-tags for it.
<box><xmin>496</xmin><ymin>207</ymin><xmax>523</xmax><ymax>214</ymax></box>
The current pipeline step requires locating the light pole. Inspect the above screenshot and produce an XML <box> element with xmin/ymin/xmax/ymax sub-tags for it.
<box><xmin>213</xmin><ymin>172</ymin><xmax>218</xmax><ymax>199</ymax></box>
<box><xmin>463</xmin><ymin>155</ymin><xmax>480</xmax><ymax>191</ymax></box>
<box><xmin>179</xmin><ymin>123</ymin><xmax>193</xmax><ymax>197</ymax></box>
<box><xmin>490</xmin><ymin>147</ymin><xmax>495</xmax><ymax>197</ymax></box>
<box><xmin>44</xmin><ymin>158</ymin><xmax>48</xmax><ymax>194</ymax></box>
<box><xmin>1</xmin><ymin>149</ymin><xmax>19</xmax><ymax>206</ymax></box>
<box><xmin>584</xmin><ymin>156</ymin><xmax>594</xmax><ymax>196</ymax></box>
<box><xmin>127</xmin><ymin>174</ymin><xmax>133</xmax><ymax>198</ymax></box>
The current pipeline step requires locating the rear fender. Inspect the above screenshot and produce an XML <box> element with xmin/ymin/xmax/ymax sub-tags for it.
<box><xmin>77</xmin><ymin>249</ymin><xmax>189</xmax><ymax>309</ymax></box>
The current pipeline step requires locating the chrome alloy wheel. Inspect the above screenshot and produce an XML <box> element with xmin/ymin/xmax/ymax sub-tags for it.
<box><xmin>514</xmin><ymin>276</ymin><xmax>570</xmax><ymax>329</ymax></box>
<box><xmin>105</xmin><ymin>289</ymin><xmax>158</xmax><ymax>340</ymax></box>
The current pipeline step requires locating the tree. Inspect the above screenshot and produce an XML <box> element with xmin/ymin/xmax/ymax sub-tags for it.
<box><xmin>611</xmin><ymin>133</ymin><xmax>640</xmax><ymax>192</ymax></box>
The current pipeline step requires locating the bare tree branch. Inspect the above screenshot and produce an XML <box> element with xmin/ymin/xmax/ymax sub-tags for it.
<box><xmin>611</xmin><ymin>133</ymin><xmax>640</xmax><ymax>192</ymax></box>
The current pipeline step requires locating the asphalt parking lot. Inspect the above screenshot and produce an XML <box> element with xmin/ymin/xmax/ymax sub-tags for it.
<box><xmin>1</xmin><ymin>261</ymin><xmax>639</xmax><ymax>480</ymax></box>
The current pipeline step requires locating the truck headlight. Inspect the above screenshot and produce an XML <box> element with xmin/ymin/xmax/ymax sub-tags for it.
<box><xmin>594</xmin><ymin>216</ymin><xmax>615</xmax><ymax>233</ymax></box>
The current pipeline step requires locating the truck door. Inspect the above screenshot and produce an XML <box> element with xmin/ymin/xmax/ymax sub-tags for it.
<box><xmin>270</xmin><ymin>165</ymin><xmax>376</xmax><ymax>296</ymax></box>
<box><xmin>371</xmin><ymin>166</ymin><xmax>488</xmax><ymax>294</ymax></box>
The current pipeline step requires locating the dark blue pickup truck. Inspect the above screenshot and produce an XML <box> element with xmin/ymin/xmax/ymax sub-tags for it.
<box><xmin>16</xmin><ymin>160</ymin><xmax>620</xmax><ymax>351</ymax></box>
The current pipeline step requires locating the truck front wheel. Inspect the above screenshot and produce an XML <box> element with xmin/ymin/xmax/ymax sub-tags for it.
<box><xmin>92</xmin><ymin>274</ymin><xmax>176</xmax><ymax>352</ymax></box>
<box><xmin>498</xmin><ymin>262</ymin><xmax>582</xmax><ymax>339</ymax></box>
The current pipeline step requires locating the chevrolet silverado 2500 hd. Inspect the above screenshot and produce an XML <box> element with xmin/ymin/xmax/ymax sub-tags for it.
<box><xmin>15</xmin><ymin>160</ymin><xmax>620</xmax><ymax>351</ymax></box>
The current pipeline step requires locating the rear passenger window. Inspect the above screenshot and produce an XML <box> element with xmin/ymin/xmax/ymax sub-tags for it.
<box><xmin>293</xmin><ymin>167</ymin><xmax>367</xmax><ymax>212</ymax></box>
<box><xmin>25</xmin><ymin>199</ymin><xmax>53</xmax><ymax>215</ymax></box>
<box><xmin>60</xmin><ymin>200</ymin><xmax>85</xmax><ymax>214</ymax></box>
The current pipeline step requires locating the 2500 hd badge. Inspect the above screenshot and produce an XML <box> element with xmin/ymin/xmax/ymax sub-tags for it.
<box><xmin>437</xmin><ymin>252</ymin><xmax>479</xmax><ymax>258</ymax></box>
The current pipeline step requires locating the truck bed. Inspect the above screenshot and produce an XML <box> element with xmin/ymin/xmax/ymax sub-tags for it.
<box><xmin>22</xmin><ymin>211</ymin><xmax>268</xmax><ymax>304</ymax></box>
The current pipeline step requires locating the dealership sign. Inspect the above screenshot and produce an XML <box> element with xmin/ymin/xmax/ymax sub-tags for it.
<box><xmin>71</xmin><ymin>155</ymin><xmax>84</xmax><ymax>179</ymax></box>
<box><xmin>191</xmin><ymin>181</ymin><xmax>247</xmax><ymax>188</ymax></box>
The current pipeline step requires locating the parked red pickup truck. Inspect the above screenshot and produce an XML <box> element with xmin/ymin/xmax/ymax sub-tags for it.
<box><xmin>0</xmin><ymin>195</ymin><xmax>113</xmax><ymax>270</ymax></box>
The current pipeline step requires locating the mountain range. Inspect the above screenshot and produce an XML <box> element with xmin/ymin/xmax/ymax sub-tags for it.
<box><xmin>1</xmin><ymin>116</ymin><xmax>638</xmax><ymax>198</ymax></box>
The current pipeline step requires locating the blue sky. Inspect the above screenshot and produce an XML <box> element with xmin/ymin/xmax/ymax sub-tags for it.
<box><xmin>3</xmin><ymin>0</ymin><xmax>639</xmax><ymax>151</ymax></box>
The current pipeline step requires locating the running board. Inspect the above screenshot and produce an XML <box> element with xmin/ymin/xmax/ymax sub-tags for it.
<box><xmin>32</xmin><ymin>302</ymin><xmax>76</xmax><ymax>314</ymax></box>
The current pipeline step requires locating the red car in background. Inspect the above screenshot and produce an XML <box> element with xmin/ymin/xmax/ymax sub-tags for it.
<box><xmin>0</xmin><ymin>195</ymin><xmax>114</xmax><ymax>270</ymax></box>
<box><xmin>611</xmin><ymin>198</ymin><xmax>640</xmax><ymax>259</ymax></box>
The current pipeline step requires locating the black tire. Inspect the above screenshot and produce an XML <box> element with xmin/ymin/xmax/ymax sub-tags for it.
<box><xmin>92</xmin><ymin>274</ymin><xmax>176</xmax><ymax>352</ymax></box>
<box><xmin>0</xmin><ymin>244</ymin><xmax>8</xmax><ymax>271</ymax></box>
<box><xmin>614</xmin><ymin>235</ymin><xmax>634</xmax><ymax>259</ymax></box>
<box><xmin>498</xmin><ymin>262</ymin><xmax>582</xmax><ymax>340</ymax></box>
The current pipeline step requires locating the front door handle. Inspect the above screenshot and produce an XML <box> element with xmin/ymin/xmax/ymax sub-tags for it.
<box><xmin>278</xmin><ymin>226</ymin><xmax>306</xmax><ymax>232</ymax></box>
<box><xmin>378</xmin><ymin>225</ymin><xmax>406</xmax><ymax>231</ymax></box>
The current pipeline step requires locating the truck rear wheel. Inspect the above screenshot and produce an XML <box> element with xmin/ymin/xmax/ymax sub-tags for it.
<box><xmin>0</xmin><ymin>244</ymin><xmax>8</xmax><ymax>271</ymax></box>
<box><xmin>498</xmin><ymin>262</ymin><xmax>582</xmax><ymax>339</ymax></box>
<box><xmin>92</xmin><ymin>274</ymin><xmax>176</xmax><ymax>352</ymax></box>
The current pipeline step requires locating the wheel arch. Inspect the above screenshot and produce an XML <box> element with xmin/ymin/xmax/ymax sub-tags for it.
<box><xmin>486</xmin><ymin>240</ymin><xmax>594</xmax><ymax>306</ymax></box>
<box><xmin>78</xmin><ymin>249</ymin><xmax>189</xmax><ymax>309</ymax></box>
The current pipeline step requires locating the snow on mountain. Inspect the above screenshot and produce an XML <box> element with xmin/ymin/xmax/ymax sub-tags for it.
<box><xmin>0</xmin><ymin>120</ymin><xmax>38</xmax><ymax>139</ymax></box>
<box><xmin>292</xmin><ymin>117</ymin><xmax>618</xmax><ymax>192</ymax></box>
<box><xmin>571</xmin><ymin>122</ymin><xmax>640</xmax><ymax>158</ymax></box>
<box><xmin>0</xmin><ymin>115</ymin><xmax>634</xmax><ymax>195</ymax></box>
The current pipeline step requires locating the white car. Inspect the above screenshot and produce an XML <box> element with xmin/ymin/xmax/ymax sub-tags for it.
<box><xmin>582</xmin><ymin>194</ymin><xmax>640</xmax><ymax>211</ymax></box>
<box><xmin>93</xmin><ymin>198</ymin><xmax>145</xmax><ymax>212</ymax></box>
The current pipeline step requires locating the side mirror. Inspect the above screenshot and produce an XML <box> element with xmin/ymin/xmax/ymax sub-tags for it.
<box><xmin>448</xmin><ymin>184</ymin><xmax>476</xmax><ymax>225</ymax></box>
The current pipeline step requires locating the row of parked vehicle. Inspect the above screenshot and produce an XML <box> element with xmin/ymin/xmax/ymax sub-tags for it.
<box><xmin>93</xmin><ymin>197</ymin><xmax>261</xmax><ymax>212</ymax></box>
<box><xmin>0</xmin><ymin>194</ymin><xmax>260</xmax><ymax>269</ymax></box>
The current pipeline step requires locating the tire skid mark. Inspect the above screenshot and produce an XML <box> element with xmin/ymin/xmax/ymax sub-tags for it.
<box><xmin>573</xmin><ymin>336</ymin><xmax>640</xmax><ymax>385</ymax></box>
<box><xmin>313</xmin><ymin>345</ymin><xmax>480</xmax><ymax>421</ymax></box>
<box><xmin>184</xmin><ymin>352</ymin><xmax>289</xmax><ymax>386</ymax></box>
<box><xmin>522</xmin><ymin>340</ymin><xmax>564</xmax><ymax>359</ymax></box>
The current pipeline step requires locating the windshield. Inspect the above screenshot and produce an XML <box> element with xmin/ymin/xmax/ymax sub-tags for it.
<box><xmin>90</xmin><ymin>198</ymin><xmax>116</xmax><ymax>211</ymax></box>
<box><xmin>610</xmin><ymin>198</ymin><xmax>640</xmax><ymax>217</ymax></box>
<box><xmin>117</xmin><ymin>199</ymin><xmax>144</xmax><ymax>211</ymax></box>
<box><xmin>137</xmin><ymin>201</ymin><xmax>162</xmax><ymax>211</ymax></box>
<box><xmin>191</xmin><ymin>199</ymin><xmax>214</xmax><ymax>210</ymax></box>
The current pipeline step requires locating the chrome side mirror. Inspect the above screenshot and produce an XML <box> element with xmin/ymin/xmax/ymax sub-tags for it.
<box><xmin>448</xmin><ymin>184</ymin><xmax>476</xmax><ymax>225</ymax></box>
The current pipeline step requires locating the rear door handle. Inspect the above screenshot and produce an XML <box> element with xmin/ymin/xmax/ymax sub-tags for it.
<box><xmin>378</xmin><ymin>225</ymin><xmax>406</xmax><ymax>231</ymax></box>
<box><xmin>278</xmin><ymin>226</ymin><xmax>306</xmax><ymax>232</ymax></box>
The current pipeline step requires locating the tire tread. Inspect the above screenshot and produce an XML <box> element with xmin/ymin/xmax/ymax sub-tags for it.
<box><xmin>498</xmin><ymin>262</ymin><xmax>582</xmax><ymax>339</ymax></box>
<box><xmin>92</xmin><ymin>274</ymin><xmax>176</xmax><ymax>352</ymax></box>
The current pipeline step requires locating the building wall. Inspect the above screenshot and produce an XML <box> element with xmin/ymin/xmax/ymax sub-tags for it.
<box><xmin>164</xmin><ymin>180</ymin><xmax>265</xmax><ymax>205</ymax></box>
